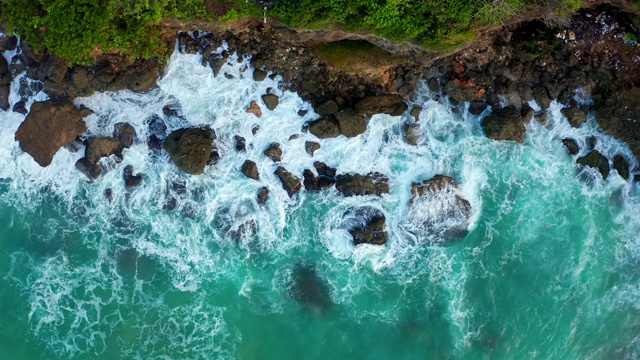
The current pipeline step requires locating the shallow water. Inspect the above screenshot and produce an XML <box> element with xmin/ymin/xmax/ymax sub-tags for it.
<box><xmin>1</xmin><ymin>45</ymin><xmax>640</xmax><ymax>359</ymax></box>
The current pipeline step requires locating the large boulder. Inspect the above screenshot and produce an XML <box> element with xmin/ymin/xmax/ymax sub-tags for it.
<box><xmin>164</xmin><ymin>128</ymin><xmax>214</xmax><ymax>175</ymax></box>
<box><xmin>264</xmin><ymin>143</ymin><xmax>282</xmax><ymax>162</ymax></box>
<box><xmin>262</xmin><ymin>94</ymin><xmax>279</xmax><ymax>111</ymax></box>
<box><xmin>114</xmin><ymin>122</ymin><xmax>136</xmax><ymax>148</ymax></box>
<box><xmin>577</xmin><ymin>150</ymin><xmax>610</xmax><ymax>180</ymax></box>
<box><xmin>275</xmin><ymin>167</ymin><xmax>301</xmax><ymax>197</ymax></box>
<box><xmin>482</xmin><ymin>104</ymin><xmax>527</xmax><ymax>143</ymax></box>
<box><xmin>86</xmin><ymin>137</ymin><xmax>122</xmax><ymax>164</ymax></box>
<box><xmin>15</xmin><ymin>100</ymin><xmax>90</xmax><ymax>167</ymax></box>
<box><xmin>355</xmin><ymin>94</ymin><xmax>407</xmax><ymax>116</ymax></box>
<box><xmin>335</xmin><ymin>172</ymin><xmax>389</xmax><ymax>197</ymax></box>
<box><xmin>347</xmin><ymin>207</ymin><xmax>388</xmax><ymax>245</ymax></box>
<box><xmin>309</xmin><ymin>117</ymin><xmax>341</xmax><ymax>139</ymax></box>
<box><xmin>335</xmin><ymin>109</ymin><xmax>367</xmax><ymax>138</ymax></box>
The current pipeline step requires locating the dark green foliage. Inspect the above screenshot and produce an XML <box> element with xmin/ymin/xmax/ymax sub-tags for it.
<box><xmin>1</xmin><ymin>0</ymin><xmax>207</xmax><ymax>64</ymax></box>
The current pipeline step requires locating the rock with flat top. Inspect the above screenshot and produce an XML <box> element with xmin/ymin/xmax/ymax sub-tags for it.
<box><xmin>164</xmin><ymin>128</ymin><xmax>214</xmax><ymax>175</ymax></box>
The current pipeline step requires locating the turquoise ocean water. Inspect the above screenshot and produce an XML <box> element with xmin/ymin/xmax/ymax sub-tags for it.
<box><xmin>1</xmin><ymin>44</ymin><xmax>640</xmax><ymax>359</ymax></box>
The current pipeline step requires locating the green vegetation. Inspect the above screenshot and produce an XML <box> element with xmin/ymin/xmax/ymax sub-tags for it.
<box><xmin>0</xmin><ymin>0</ymin><xmax>586</xmax><ymax>64</ymax></box>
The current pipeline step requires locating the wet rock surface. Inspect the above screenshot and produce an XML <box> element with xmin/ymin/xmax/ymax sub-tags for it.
<box><xmin>15</xmin><ymin>99</ymin><xmax>90</xmax><ymax>167</ymax></box>
<box><xmin>347</xmin><ymin>207</ymin><xmax>388</xmax><ymax>246</ymax></box>
<box><xmin>86</xmin><ymin>137</ymin><xmax>122</xmax><ymax>164</ymax></box>
<box><xmin>164</xmin><ymin>128</ymin><xmax>214</xmax><ymax>175</ymax></box>
<box><xmin>309</xmin><ymin>117</ymin><xmax>341</xmax><ymax>139</ymax></box>
<box><xmin>335</xmin><ymin>172</ymin><xmax>389</xmax><ymax>197</ymax></box>
<box><xmin>335</xmin><ymin>109</ymin><xmax>367</xmax><ymax>138</ymax></box>
<box><xmin>275</xmin><ymin>166</ymin><xmax>301</xmax><ymax>197</ymax></box>
<box><xmin>241</xmin><ymin>160</ymin><xmax>260</xmax><ymax>180</ymax></box>
<box><xmin>123</xmin><ymin>165</ymin><xmax>144</xmax><ymax>190</ymax></box>
<box><xmin>577</xmin><ymin>150</ymin><xmax>610</xmax><ymax>180</ymax></box>
<box><xmin>114</xmin><ymin>122</ymin><xmax>136</xmax><ymax>148</ymax></box>
<box><xmin>257</xmin><ymin>186</ymin><xmax>270</xmax><ymax>205</ymax></box>
<box><xmin>562</xmin><ymin>138</ymin><xmax>580</xmax><ymax>156</ymax></box>
<box><xmin>482</xmin><ymin>105</ymin><xmax>527</xmax><ymax>143</ymax></box>
<box><xmin>264</xmin><ymin>143</ymin><xmax>282</xmax><ymax>162</ymax></box>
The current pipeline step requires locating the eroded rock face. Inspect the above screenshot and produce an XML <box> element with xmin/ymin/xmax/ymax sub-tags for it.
<box><xmin>164</xmin><ymin>128</ymin><xmax>214</xmax><ymax>175</ymax></box>
<box><xmin>346</xmin><ymin>206</ymin><xmax>388</xmax><ymax>245</ymax></box>
<box><xmin>355</xmin><ymin>94</ymin><xmax>407</xmax><ymax>117</ymax></box>
<box><xmin>15</xmin><ymin>99</ymin><xmax>90</xmax><ymax>167</ymax></box>
<box><xmin>335</xmin><ymin>172</ymin><xmax>389</xmax><ymax>197</ymax></box>
<box><xmin>577</xmin><ymin>150</ymin><xmax>610</xmax><ymax>180</ymax></box>
<box><xmin>275</xmin><ymin>166</ymin><xmax>301</xmax><ymax>197</ymax></box>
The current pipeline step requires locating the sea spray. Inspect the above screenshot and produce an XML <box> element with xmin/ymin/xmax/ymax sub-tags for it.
<box><xmin>0</xmin><ymin>45</ymin><xmax>639</xmax><ymax>359</ymax></box>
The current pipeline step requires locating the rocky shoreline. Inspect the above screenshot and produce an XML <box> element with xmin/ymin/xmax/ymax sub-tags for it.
<box><xmin>1</xmin><ymin>1</ymin><xmax>640</xmax><ymax>245</ymax></box>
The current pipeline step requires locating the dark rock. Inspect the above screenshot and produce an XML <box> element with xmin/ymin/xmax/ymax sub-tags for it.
<box><xmin>309</xmin><ymin>117</ymin><xmax>341</xmax><ymax>139</ymax></box>
<box><xmin>288</xmin><ymin>264</ymin><xmax>332</xmax><ymax>312</ymax></box>
<box><xmin>146</xmin><ymin>115</ymin><xmax>167</xmax><ymax>138</ymax></box>
<box><xmin>562</xmin><ymin>138</ymin><xmax>579</xmax><ymax>156</ymax></box>
<box><xmin>86</xmin><ymin>137</ymin><xmax>122</xmax><ymax>164</ymax></box>
<box><xmin>70</xmin><ymin>68</ymin><xmax>91</xmax><ymax>90</ymax></box>
<box><xmin>208</xmin><ymin>146</ymin><xmax>221</xmax><ymax>166</ymax></box>
<box><xmin>15</xmin><ymin>100</ymin><xmax>90</xmax><ymax>167</ymax></box>
<box><xmin>411</xmin><ymin>175</ymin><xmax>471</xmax><ymax>212</ymax></box>
<box><xmin>305</xmin><ymin>141</ymin><xmax>320</xmax><ymax>156</ymax></box>
<box><xmin>0</xmin><ymin>85</ymin><xmax>10</xmax><ymax>111</ymax></box>
<box><xmin>355</xmin><ymin>94</ymin><xmax>408</xmax><ymax>117</ymax></box>
<box><xmin>123</xmin><ymin>165</ymin><xmax>143</xmax><ymax>190</ymax></box>
<box><xmin>335</xmin><ymin>109</ymin><xmax>367</xmax><ymax>138</ymax></box>
<box><xmin>148</xmin><ymin>135</ymin><xmax>163</xmax><ymax>151</ymax></box>
<box><xmin>313</xmin><ymin>161</ymin><xmax>337</xmax><ymax>178</ymax></box>
<box><xmin>347</xmin><ymin>207</ymin><xmax>388</xmax><ymax>246</ymax></box>
<box><xmin>63</xmin><ymin>137</ymin><xmax>83</xmax><ymax>153</ymax></box>
<box><xmin>597</xmin><ymin>87</ymin><xmax>640</xmax><ymax>160</ymax></box>
<box><xmin>316</xmin><ymin>100</ymin><xmax>338</xmax><ymax>115</ymax></box>
<box><xmin>234</xmin><ymin>135</ymin><xmax>246</xmax><ymax>152</ymax></box>
<box><xmin>241</xmin><ymin>160</ymin><xmax>259</xmax><ymax>180</ymax></box>
<box><xmin>561</xmin><ymin>105</ymin><xmax>587</xmax><ymax>128</ymax></box>
<box><xmin>253</xmin><ymin>69</ymin><xmax>268</xmax><ymax>81</ymax></box>
<box><xmin>262</xmin><ymin>94</ymin><xmax>279</xmax><ymax>111</ymax></box>
<box><xmin>469</xmin><ymin>101</ymin><xmax>488</xmax><ymax>115</ymax></box>
<box><xmin>274</xmin><ymin>166</ymin><xmax>301</xmax><ymax>198</ymax></box>
<box><xmin>12</xmin><ymin>100</ymin><xmax>27</xmax><ymax>114</ymax></box>
<box><xmin>252</xmin><ymin>126</ymin><xmax>260</xmax><ymax>135</ymax></box>
<box><xmin>303</xmin><ymin>169</ymin><xmax>322</xmax><ymax>191</ymax></box>
<box><xmin>577</xmin><ymin>150</ymin><xmax>610</xmax><ymax>181</ymax></box>
<box><xmin>113</xmin><ymin>122</ymin><xmax>136</xmax><ymax>148</ymax></box>
<box><xmin>163</xmin><ymin>198</ymin><xmax>178</xmax><ymax>211</ymax></box>
<box><xmin>427</xmin><ymin>78</ymin><xmax>440</xmax><ymax>92</ymax></box>
<box><xmin>75</xmin><ymin>157</ymin><xmax>103</xmax><ymax>181</ymax></box>
<box><xmin>0</xmin><ymin>55</ymin><xmax>7</xmax><ymax>76</ymax></box>
<box><xmin>40</xmin><ymin>55</ymin><xmax>68</xmax><ymax>84</ymax></box>
<box><xmin>105</xmin><ymin>188</ymin><xmax>113</xmax><ymax>203</ymax></box>
<box><xmin>297</xmin><ymin>109</ymin><xmax>308</xmax><ymax>117</ymax></box>
<box><xmin>257</xmin><ymin>186</ymin><xmax>270</xmax><ymax>205</ymax></box>
<box><xmin>335</xmin><ymin>172</ymin><xmax>389</xmax><ymax>197</ymax></box>
<box><xmin>164</xmin><ymin>128</ymin><xmax>214</xmax><ymax>175</ymax></box>
<box><xmin>264</xmin><ymin>143</ymin><xmax>282</xmax><ymax>162</ymax></box>
<box><xmin>209</xmin><ymin>51</ymin><xmax>230</xmax><ymax>76</ymax></box>
<box><xmin>410</xmin><ymin>107</ymin><xmax>421</xmax><ymax>121</ymax></box>
<box><xmin>482</xmin><ymin>105</ymin><xmax>526</xmax><ymax>143</ymax></box>
<box><xmin>0</xmin><ymin>35</ymin><xmax>18</xmax><ymax>52</ymax></box>
<box><xmin>613</xmin><ymin>155</ymin><xmax>630</xmax><ymax>180</ymax></box>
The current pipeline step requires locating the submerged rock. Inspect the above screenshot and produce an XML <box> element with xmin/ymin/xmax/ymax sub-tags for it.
<box><xmin>347</xmin><ymin>207</ymin><xmax>388</xmax><ymax>245</ymax></box>
<box><xmin>123</xmin><ymin>165</ymin><xmax>143</xmax><ymax>190</ymax></box>
<box><xmin>335</xmin><ymin>172</ymin><xmax>389</xmax><ymax>197</ymax></box>
<box><xmin>241</xmin><ymin>160</ymin><xmax>260</xmax><ymax>180</ymax></box>
<box><xmin>288</xmin><ymin>264</ymin><xmax>333</xmax><ymax>312</ymax></box>
<box><xmin>404</xmin><ymin>123</ymin><xmax>420</xmax><ymax>145</ymax></box>
<box><xmin>234</xmin><ymin>135</ymin><xmax>246</xmax><ymax>152</ymax></box>
<box><xmin>275</xmin><ymin>167</ymin><xmax>301</xmax><ymax>197</ymax></box>
<box><xmin>577</xmin><ymin>150</ymin><xmax>610</xmax><ymax>180</ymax></box>
<box><xmin>164</xmin><ymin>128</ymin><xmax>214</xmax><ymax>175</ymax></box>
<box><xmin>305</xmin><ymin>141</ymin><xmax>320</xmax><ymax>156</ymax></box>
<box><xmin>355</xmin><ymin>94</ymin><xmax>407</xmax><ymax>117</ymax></box>
<box><xmin>257</xmin><ymin>186</ymin><xmax>270</xmax><ymax>205</ymax></box>
<box><xmin>15</xmin><ymin>99</ymin><xmax>90</xmax><ymax>167</ymax></box>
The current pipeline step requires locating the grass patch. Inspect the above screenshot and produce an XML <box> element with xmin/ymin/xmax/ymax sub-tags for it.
<box><xmin>315</xmin><ymin>40</ymin><xmax>403</xmax><ymax>72</ymax></box>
